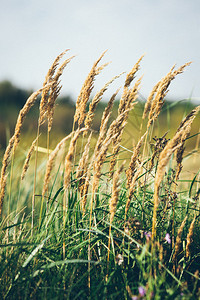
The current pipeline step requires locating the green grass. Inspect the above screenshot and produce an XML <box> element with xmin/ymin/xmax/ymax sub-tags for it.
<box><xmin>1</xmin><ymin>144</ymin><xmax>200</xmax><ymax>299</ymax></box>
<box><xmin>1</xmin><ymin>52</ymin><xmax>200</xmax><ymax>299</ymax></box>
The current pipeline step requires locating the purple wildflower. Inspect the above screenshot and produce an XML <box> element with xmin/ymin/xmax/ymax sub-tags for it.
<box><xmin>138</xmin><ymin>286</ymin><xmax>146</xmax><ymax>297</ymax></box>
<box><xmin>144</xmin><ymin>231</ymin><xmax>151</xmax><ymax>238</ymax></box>
<box><xmin>144</xmin><ymin>231</ymin><xmax>151</xmax><ymax>242</ymax></box>
<box><xmin>164</xmin><ymin>233</ymin><xmax>171</xmax><ymax>244</ymax></box>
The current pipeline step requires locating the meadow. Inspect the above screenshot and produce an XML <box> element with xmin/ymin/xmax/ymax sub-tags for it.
<box><xmin>0</xmin><ymin>50</ymin><xmax>200</xmax><ymax>299</ymax></box>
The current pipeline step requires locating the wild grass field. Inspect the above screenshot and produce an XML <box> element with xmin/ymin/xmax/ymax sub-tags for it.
<box><xmin>0</xmin><ymin>50</ymin><xmax>200</xmax><ymax>299</ymax></box>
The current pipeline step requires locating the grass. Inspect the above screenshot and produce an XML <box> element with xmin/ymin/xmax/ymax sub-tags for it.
<box><xmin>0</xmin><ymin>50</ymin><xmax>200</xmax><ymax>299</ymax></box>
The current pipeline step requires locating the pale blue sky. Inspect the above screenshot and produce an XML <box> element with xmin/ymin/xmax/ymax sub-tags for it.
<box><xmin>0</xmin><ymin>0</ymin><xmax>200</xmax><ymax>102</ymax></box>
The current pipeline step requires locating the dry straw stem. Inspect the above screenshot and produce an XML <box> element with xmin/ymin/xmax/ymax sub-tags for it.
<box><xmin>84</xmin><ymin>73</ymin><xmax>123</xmax><ymax>133</ymax></box>
<box><xmin>21</xmin><ymin>135</ymin><xmax>40</xmax><ymax>181</ymax></box>
<box><xmin>39</xmin><ymin>49</ymin><xmax>69</xmax><ymax>125</ymax></box>
<box><xmin>109</xmin><ymin>162</ymin><xmax>125</xmax><ymax>223</ymax></box>
<box><xmin>76</xmin><ymin>132</ymin><xmax>92</xmax><ymax>193</ymax></box>
<box><xmin>186</xmin><ymin>216</ymin><xmax>196</xmax><ymax>259</ymax></box>
<box><xmin>147</xmin><ymin>62</ymin><xmax>192</xmax><ymax>129</ymax></box>
<box><xmin>42</xmin><ymin>132</ymin><xmax>74</xmax><ymax>198</ymax></box>
<box><xmin>74</xmin><ymin>51</ymin><xmax>108</xmax><ymax>127</ymax></box>
<box><xmin>172</xmin><ymin>215</ymin><xmax>187</xmax><ymax>262</ymax></box>
<box><xmin>125</xmin><ymin>161</ymin><xmax>144</xmax><ymax>220</ymax></box>
<box><xmin>64</xmin><ymin>128</ymin><xmax>88</xmax><ymax>190</ymax></box>
<box><xmin>152</xmin><ymin>105</ymin><xmax>200</xmax><ymax>240</ymax></box>
<box><xmin>126</xmin><ymin>131</ymin><xmax>147</xmax><ymax>187</ymax></box>
<box><xmin>81</xmin><ymin>166</ymin><xmax>92</xmax><ymax>213</ymax></box>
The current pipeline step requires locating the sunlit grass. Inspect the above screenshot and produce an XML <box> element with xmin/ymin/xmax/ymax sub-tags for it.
<box><xmin>0</xmin><ymin>51</ymin><xmax>200</xmax><ymax>299</ymax></box>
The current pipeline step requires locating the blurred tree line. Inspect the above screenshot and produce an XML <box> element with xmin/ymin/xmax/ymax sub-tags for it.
<box><xmin>0</xmin><ymin>80</ymin><xmax>198</xmax><ymax>154</ymax></box>
<box><xmin>0</xmin><ymin>80</ymin><xmax>75</xmax><ymax>150</ymax></box>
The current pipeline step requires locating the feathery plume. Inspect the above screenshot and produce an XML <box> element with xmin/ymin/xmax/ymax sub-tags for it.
<box><xmin>39</xmin><ymin>49</ymin><xmax>69</xmax><ymax>125</ymax></box>
<box><xmin>47</xmin><ymin>55</ymin><xmax>75</xmax><ymax>132</ymax></box>
<box><xmin>172</xmin><ymin>216</ymin><xmax>187</xmax><ymax>262</ymax></box>
<box><xmin>0</xmin><ymin>174</ymin><xmax>8</xmax><ymax>216</ymax></box>
<box><xmin>84</xmin><ymin>73</ymin><xmax>123</xmax><ymax>132</ymax></box>
<box><xmin>186</xmin><ymin>216</ymin><xmax>196</xmax><ymax>259</ymax></box>
<box><xmin>14</xmin><ymin>86</ymin><xmax>50</xmax><ymax>151</ymax></box>
<box><xmin>152</xmin><ymin>105</ymin><xmax>200</xmax><ymax>240</ymax></box>
<box><xmin>74</xmin><ymin>51</ymin><xmax>108</xmax><ymax>127</ymax></box>
<box><xmin>147</xmin><ymin>62</ymin><xmax>192</xmax><ymax>129</ymax></box>
<box><xmin>142</xmin><ymin>81</ymin><xmax>161</xmax><ymax>120</ymax></box>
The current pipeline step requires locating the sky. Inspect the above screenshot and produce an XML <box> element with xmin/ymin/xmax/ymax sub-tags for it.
<box><xmin>0</xmin><ymin>0</ymin><xmax>200</xmax><ymax>102</ymax></box>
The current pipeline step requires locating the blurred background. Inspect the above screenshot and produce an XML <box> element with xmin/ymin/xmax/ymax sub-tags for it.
<box><xmin>0</xmin><ymin>0</ymin><xmax>200</xmax><ymax>158</ymax></box>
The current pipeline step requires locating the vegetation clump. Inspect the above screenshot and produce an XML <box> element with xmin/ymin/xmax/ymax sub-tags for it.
<box><xmin>0</xmin><ymin>50</ymin><xmax>200</xmax><ymax>299</ymax></box>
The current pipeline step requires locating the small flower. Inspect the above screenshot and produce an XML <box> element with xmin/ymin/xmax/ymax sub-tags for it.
<box><xmin>164</xmin><ymin>233</ymin><xmax>171</xmax><ymax>244</ymax></box>
<box><xmin>115</xmin><ymin>254</ymin><xmax>124</xmax><ymax>266</ymax></box>
<box><xmin>144</xmin><ymin>231</ymin><xmax>151</xmax><ymax>242</ymax></box>
<box><xmin>144</xmin><ymin>231</ymin><xmax>151</xmax><ymax>238</ymax></box>
<box><xmin>131</xmin><ymin>296</ymin><xmax>138</xmax><ymax>300</ymax></box>
<box><xmin>138</xmin><ymin>286</ymin><xmax>146</xmax><ymax>297</ymax></box>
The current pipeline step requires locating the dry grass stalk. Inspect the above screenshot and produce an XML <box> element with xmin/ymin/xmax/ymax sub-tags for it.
<box><xmin>175</xmin><ymin>106</ymin><xmax>200</xmax><ymax>180</ymax></box>
<box><xmin>109</xmin><ymin>77</ymin><xmax>141</xmax><ymax>177</ymax></box>
<box><xmin>186</xmin><ymin>216</ymin><xmax>196</xmax><ymax>259</ymax></box>
<box><xmin>76</xmin><ymin>132</ymin><xmax>92</xmax><ymax>194</ymax></box>
<box><xmin>100</xmin><ymin>88</ymin><xmax>120</xmax><ymax>132</ymax></box>
<box><xmin>84</xmin><ymin>73</ymin><xmax>123</xmax><ymax>133</ymax></box>
<box><xmin>107</xmin><ymin>162</ymin><xmax>125</xmax><ymax>265</ymax></box>
<box><xmin>47</xmin><ymin>55</ymin><xmax>75</xmax><ymax>132</ymax></box>
<box><xmin>21</xmin><ymin>135</ymin><xmax>40</xmax><ymax>181</ymax></box>
<box><xmin>119</xmin><ymin>54</ymin><xmax>144</xmax><ymax>112</ymax></box>
<box><xmin>14</xmin><ymin>86</ymin><xmax>51</xmax><ymax>151</ymax></box>
<box><xmin>109</xmin><ymin>162</ymin><xmax>125</xmax><ymax>223</ymax></box>
<box><xmin>81</xmin><ymin>164</ymin><xmax>92</xmax><ymax>213</ymax></box>
<box><xmin>126</xmin><ymin>131</ymin><xmax>147</xmax><ymax>187</ymax></box>
<box><xmin>142</xmin><ymin>81</ymin><xmax>161</xmax><ymax>120</ymax></box>
<box><xmin>39</xmin><ymin>49</ymin><xmax>69</xmax><ymax>125</ymax></box>
<box><xmin>149</xmin><ymin>132</ymin><xmax>169</xmax><ymax>171</ymax></box>
<box><xmin>0</xmin><ymin>136</ymin><xmax>15</xmax><ymax>192</ymax></box>
<box><xmin>42</xmin><ymin>132</ymin><xmax>74</xmax><ymax>198</ymax></box>
<box><xmin>152</xmin><ymin>105</ymin><xmax>200</xmax><ymax>240</ymax></box>
<box><xmin>118</xmin><ymin>63</ymin><xmax>143</xmax><ymax>115</ymax></box>
<box><xmin>0</xmin><ymin>174</ymin><xmax>8</xmax><ymax>216</ymax></box>
<box><xmin>147</xmin><ymin>62</ymin><xmax>192</xmax><ymax>130</ymax></box>
<box><xmin>172</xmin><ymin>216</ymin><xmax>187</xmax><ymax>262</ymax></box>
<box><xmin>64</xmin><ymin>128</ymin><xmax>88</xmax><ymax>190</ymax></box>
<box><xmin>74</xmin><ymin>51</ymin><xmax>108</xmax><ymax>127</ymax></box>
<box><xmin>125</xmin><ymin>161</ymin><xmax>144</xmax><ymax>220</ymax></box>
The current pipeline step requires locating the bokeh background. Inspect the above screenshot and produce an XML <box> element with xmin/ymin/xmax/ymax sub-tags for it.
<box><xmin>0</xmin><ymin>0</ymin><xmax>200</xmax><ymax>100</ymax></box>
<box><xmin>0</xmin><ymin>0</ymin><xmax>200</xmax><ymax>163</ymax></box>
